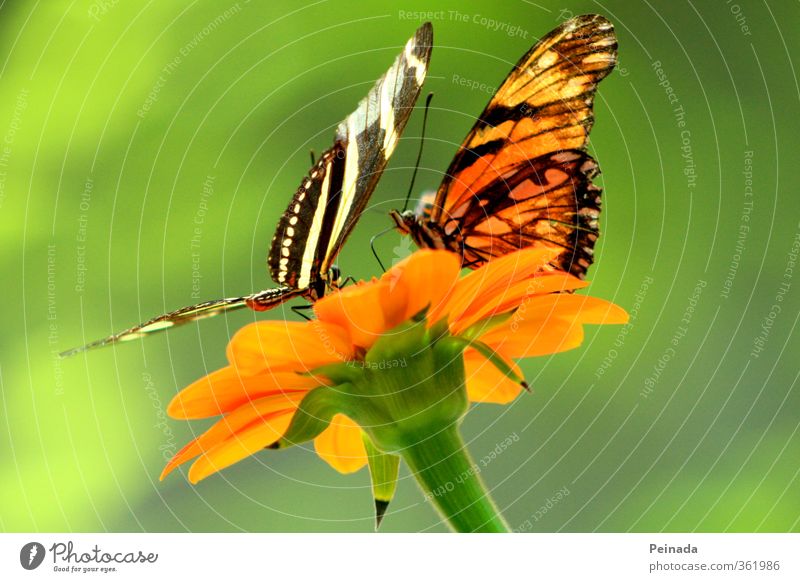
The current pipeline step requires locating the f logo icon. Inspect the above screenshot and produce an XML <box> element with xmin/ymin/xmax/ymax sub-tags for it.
<box><xmin>20</xmin><ymin>542</ymin><xmax>45</xmax><ymax>570</ymax></box>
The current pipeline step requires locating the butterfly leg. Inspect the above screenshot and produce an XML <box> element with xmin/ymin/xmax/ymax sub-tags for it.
<box><xmin>462</xmin><ymin>258</ymin><xmax>483</xmax><ymax>269</ymax></box>
<box><xmin>309</xmin><ymin>149</ymin><xmax>316</xmax><ymax>166</ymax></box>
<box><xmin>290</xmin><ymin>304</ymin><xmax>314</xmax><ymax>321</ymax></box>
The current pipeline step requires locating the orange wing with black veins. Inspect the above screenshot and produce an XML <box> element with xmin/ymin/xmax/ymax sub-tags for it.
<box><xmin>431</xmin><ymin>14</ymin><xmax>617</xmax><ymax>277</ymax></box>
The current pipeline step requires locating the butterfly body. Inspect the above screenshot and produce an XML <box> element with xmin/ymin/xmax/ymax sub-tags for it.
<box><xmin>390</xmin><ymin>199</ymin><xmax>452</xmax><ymax>252</ymax></box>
<box><xmin>392</xmin><ymin>14</ymin><xmax>616</xmax><ymax>279</ymax></box>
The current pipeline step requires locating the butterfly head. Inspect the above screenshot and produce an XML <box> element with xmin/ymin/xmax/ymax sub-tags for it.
<box><xmin>324</xmin><ymin>265</ymin><xmax>344</xmax><ymax>293</ymax></box>
<box><xmin>389</xmin><ymin>191</ymin><xmax>437</xmax><ymax>234</ymax></box>
<box><xmin>389</xmin><ymin>208</ymin><xmax>415</xmax><ymax>235</ymax></box>
<box><xmin>329</xmin><ymin>264</ymin><xmax>342</xmax><ymax>285</ymax></box>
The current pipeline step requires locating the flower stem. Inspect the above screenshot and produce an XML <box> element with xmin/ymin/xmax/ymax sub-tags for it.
<box><xmin>400</xmin><ymin>424</ymin><xmax>509</xmax><ymax>533</ymax></box>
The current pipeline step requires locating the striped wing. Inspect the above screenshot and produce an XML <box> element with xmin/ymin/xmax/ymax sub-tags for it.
<box><xmin>430</xmin><ymin>14</ymin><xmax>616</xmax><ymax>277</ymax></box>
<box><xmin>61</xmin><ymin>25</ymin><xmax>433</xmax><ymax>358</ymax></box>
<box><xmin>59</xmin><ymin>287</ymin><xmax>298</xmax><ymax>357</ymax></box>
<box><xmin>269</xmin><ymin>22</ymin><xmax>432</xmax><ymax>292</ymax></box>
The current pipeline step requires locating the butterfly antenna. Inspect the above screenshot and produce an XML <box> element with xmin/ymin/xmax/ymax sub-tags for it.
<box><xmin>402</xmin><ymin>92</ymin><xmax>434</xmax><ymax>212</ymax></box>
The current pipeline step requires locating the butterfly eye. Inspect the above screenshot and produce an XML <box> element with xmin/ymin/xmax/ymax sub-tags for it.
<box><xmin>329</xmin><ymin>265</ymin><xmax>342</xmax><ymax>284</ymax></box>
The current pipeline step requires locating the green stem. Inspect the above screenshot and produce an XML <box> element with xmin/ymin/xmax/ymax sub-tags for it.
<box><xmin>400</xmin><ymin>424</ymin><xmax>509</xmax><ymax>533</ymax></box>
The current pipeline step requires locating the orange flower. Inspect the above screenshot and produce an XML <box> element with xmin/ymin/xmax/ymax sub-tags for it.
<box><xmin>162</xmin><ymin>247</ymin><xmax>628</xmax><ymax>483</ymax></box>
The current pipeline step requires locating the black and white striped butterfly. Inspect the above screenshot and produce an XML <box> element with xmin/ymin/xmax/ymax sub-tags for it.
<box><xmin>61</xmin><ymin>23</ymin><xmax>433</xmax><ymax>357</ymax></box>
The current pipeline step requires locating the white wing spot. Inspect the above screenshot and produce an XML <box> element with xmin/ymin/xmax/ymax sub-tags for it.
<box><xmin>379</xmin><ymin>69</ymin><xmax>398</xmax><ymax>155</ymax></box>
<box><xmin>404</xmin><ymin>41</ymin><xmax>427</xmax><ymax>86</ymax></box>
<box><xmin>140</xmin><ymin>321</ymin><xmax>174</xmax><ymax>333</ymax></box>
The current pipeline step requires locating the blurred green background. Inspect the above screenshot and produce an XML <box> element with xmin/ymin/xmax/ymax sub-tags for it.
<box><xmin>2</xmin><ymin>0</ymin><xmax>798</xmax><ymax>532</ymax></box>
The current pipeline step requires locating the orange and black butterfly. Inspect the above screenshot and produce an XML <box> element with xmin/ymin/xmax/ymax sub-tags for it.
<box><xmin>390</xmin><ymin>14</ymin><xmax>617</xmax><ymax>278</ymax></box>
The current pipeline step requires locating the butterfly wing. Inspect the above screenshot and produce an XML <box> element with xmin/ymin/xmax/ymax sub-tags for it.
<box><xmin>269</xmin><ymin>22</ymin><xmax>432</xmax><ymax>292</ymax></box>
<box><xmin>429</xmin><ymin>14</ymin><xmax>616</xmax><ymax>277</ymax></box>
<box><xmin>63</xmin><ymin>24</ymin><xmax>433</xmax><ymax>357</ymax></box>
<box><xmin>456</xmin><ymin>149</ymin><xmax>601</xmax><ymax>275</ymax></box>
<box><xmin>59</xmin><ymin>287</ymin><xmax>299</xmax><ymax>357</ymax></box>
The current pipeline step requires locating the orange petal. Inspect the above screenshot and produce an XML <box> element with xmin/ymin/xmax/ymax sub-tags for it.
<box><xmin>477</xmin><ymin>294</ymin><xmax>627</xmax><ymax>358</ymax></box>
<box><xmin>186</xmin><ymin>411</ymin><xmax>295</xmax><ymax>483</ymax></box>
<box><xmin>463</xmin><ymin>348</ymin><xmax>523</xmax><ymax>404</ymax></box>
<box><xmin>529</xmin><ymin>294</ymin><xmax>630</xmax><ymax>325</ymax></box>
<box><xmin>168</xmin><ymin>366</ymin><xmax>321</xmax><ymax>420</ymax></box>
<box><xmin>451</xmin><ymin>272</ymin><xmax>588</xmax><ymax>335</ymax></box>
<box><xmin>378</xmin><ymin>277</ymin><xmax>411</xmax><ymax>331</ymax></box>
<box><xmin>478</xmin><ymin>315</ymin><xmax>584</xmax><ymax>358</ymax></box>
<box><xmin>383</xmin><ymin>249</ymin><xmax>462</xmax><ymax>322</ymax></box>
<box><xmin>430</xmin><ymin>247</ymin><xmax>559</xmax><ymax>326</ymax></box>
<box><xmin>314</xmin><ymin>414</ymin><xmax>368</xmax><ymax>474</ymax></box>
<box><xmin>160</xmin><ymin>392</ymin><xmax>305</xmax><ymax>480</ymax></box>
<box><xmin>226</xmin><ymin>320</ymin><xmax>355</xmax><ymax>374</ymax></box>
<box><xmin>314</xmin><ymin>279</ymin><xmax>388</xmax><ymax>349</ymax></box>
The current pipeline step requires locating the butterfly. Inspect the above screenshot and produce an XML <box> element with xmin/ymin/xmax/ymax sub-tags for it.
<box><xmin>61</xmin><ymin>23</ymin><xmax>433</xmax><ymax>357</ymax></box>
<box><xmin>390</xmin><ymin>14</ymin><xmax>616</xmax><ymax>279</ymax></box>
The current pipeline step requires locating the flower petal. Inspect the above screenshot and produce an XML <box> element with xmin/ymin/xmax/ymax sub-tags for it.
<box><xmin>314</xmin><ymin>414</ymin><xmax>368</xmax><ymax>474</ymax></box>
<box><xmin>314</xmin><ymin>279</ymin><xmax>388</xmax><ymax>349</ymax></box>
<box><xmin>530</xmin><ymin>294</ymin><xmax>630</xmax><ymax>325</ymax></box>
<box><xmin>477</xmin><ymin>294</ymin><xmax>627</xmax><ymax>358</ymax></box>
<box><xmin>168</xmin><ymin>366</ymin><xmax>321</xmax><ymax>420</ymax></box>
<box><xmin>479</xmin><ymin>316</ymin><xmax>585</xmax><ymax>358</ymax></box>
<box><xmin>160</xmin><ymin>392</ymin><xmax>305</xmax><ymax>480</ymax></box>
<box><xmin>463</xmin><ymin>348</ymin><xmax>523</xmax><ymax>404</ymax></box>
<box><xmin>186</xmin><ymin>412</ymin><xmax>295</xmax><ymax>483</ymax></box>
<box><xmin>227</xmin><ymin>320</ymin><xmax>355</xmax><ymax>374</ymax></box>
<box><xmin>378</xmin><ymin>277</ymin><xmax>411</xmax><ymax>332</ymax></box>
<box><xmin>450</xmin><ymin>272</ymin><xmax>588</xmax><ymax>335</ymax></box>
<box><xmin>430</xmin><ymin>247</ymin><xmax>559</xmax><ymax>326</ymax></box>
<box><xmin>383</xmin><ymin>249</ymin><xmax>462</xmax><ymax>322</ymax></box>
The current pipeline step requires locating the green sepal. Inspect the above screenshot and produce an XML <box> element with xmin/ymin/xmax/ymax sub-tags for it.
<box><xmin>274</xmin><ymin>385</ymin><xmax>350</xmax><ymax>449</ymax></box>
<box><xmin>459</xmin><ymin>311</ymin><xmax>513</xmax><ymax>342</ymax></box>
<box><xmin>447</xmin><ymin>336</ymin><xmax>527</xmax><ymax>389</ymax></box>
<box><xmin>363</xmin><ymin>434</ymin><xmax>400</xmax><ymax>530</ymax></box>
<box><xmin>307</xmin><ymin>362</ymin><xmax>363</xmax><ymax>387</ymax></box>
<box><xmin>365</xmin><ymin>317</ymin><xmax>429</xmax><ymax>366</ymax></box>
<box><xmin>427</xmin><ymin>317</ymin><xmax>451</xmax><ymax>344</ymax></box>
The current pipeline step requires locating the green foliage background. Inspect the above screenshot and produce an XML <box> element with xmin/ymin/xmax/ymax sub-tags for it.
<box><xmin>2</xmin><ymin>0</ymin><xmax>798</xmax><ymax>532</ymax></box>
